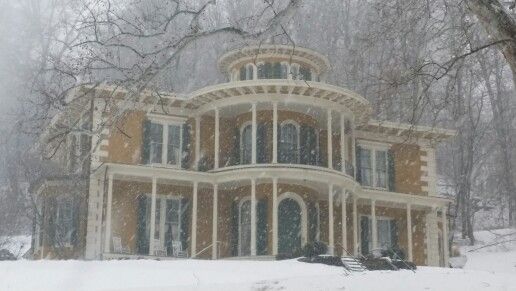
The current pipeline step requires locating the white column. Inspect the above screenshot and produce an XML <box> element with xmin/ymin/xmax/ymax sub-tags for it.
<box><xmin>251</xmin><ymin>103</ymin><xmax>257</xmax><ymax>164</ymax></box>
<box><xmin>407</xmin><ymin>204</ymin><xmax>413</xmax><ymax>262</ymax></box>
<box><xmin>212</xmin><ymin>184</ymin><xmax>218</xmax><ymax>259</ymax></box>
<box><xmin>272</xmin><ymin>102</ymin><xmax>278</xmax><ymax>164</ymax></box>
<box><xmin>340</xmin><ymin>113</ymin><xmax>345</xmax><ymax>173</ymax></box>
<box><xmin>341</xmin><ymin>190</ymin><xmax>348</xmax><ymax>254</ymax></box>
<box><xmin>351</xmin><ymin>119</ymin><xmax>357</xmax><ymax>178</ymax></box>
<box><xmin>104</xmin><ymin>174</ymin><xmax>114</xmax><ymax>253</ymax></box>
<box><xmin>191</xmin><ymin>182</ymin><xmax>198</xmax><ymax>258</ymax></box>
<box><xmin>371</xmin><ymin>200</ymin><xmax>378</xmax><ymax>252</ymax></box>
<box><xmin>251</xmin><ymin>179</ymin><xmax>257</xmax><ymax>256</ymax></box>
<box><xmin>327</xmin><ymin>109</ymin><xmax>333</xmax><ymax>169</ymax></box>
<box><xmin>195</xmin><ymin>116</ymin><xmax>201</xmax><ymax>170</ymax></box>
<box><xmin>352</xmin><ymin>196</ymin><xmax>359</xmax><ymax>255</ymax></box>
<box><xmin>272</xmin><ymin>178</ymin><xmax>278</xmax><ymax>256</ymax></box>
<box><xmin>149</xmin><ymin>177</ymin><xmax>157</xmax><ymax>255</ymax></box>
<box><xmin>214</xmin><ymin>108</ymin><xmax>220</xmax><ymax>169</ymax></box>
<box><xmin>442</xmin><ymin>206</ymin><xmax>449</xmax><ymax>267</ymax></box>
<box><xmin>328</xmin><ymin>184</ymin><xmax>334</xmax><ymax>255</ymax></box>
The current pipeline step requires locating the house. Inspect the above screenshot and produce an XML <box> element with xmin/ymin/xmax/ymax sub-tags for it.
<box><xmin>31</xmin><ymin>45</ymin><xmax>454</xmax><ymax>266</ymax></box>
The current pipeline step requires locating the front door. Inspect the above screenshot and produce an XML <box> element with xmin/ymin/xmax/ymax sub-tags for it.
<box><xmin>278</xmin><ymin>198</ymin><xmax>302</xmax><ymax>255</ymax></box>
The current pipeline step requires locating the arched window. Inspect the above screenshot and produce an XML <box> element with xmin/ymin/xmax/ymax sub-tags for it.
<box><xmin>239</xmin><ymin>64</ymin><xmax>254</xmax><ymax>80</ymax></box>
<box><xmin>257</xmin><ymin>63</ymin><xmax>265</xmax><ymax>79</ymax></box>
<box><xmin>239</xmin><ymin>199</ymin><xmax>252</xmax><ymax>256</ymax></box>
<box><xmin>240</xmin><ymin>123</ymin><xmax>252</xmax><ymax>164</ymax></box>
<box><xmin>272</xmin><ymin>62</ymin><xmax>282</xmax><ymax>79</ymax></box>
<box><xmin>279</xmin><ymin>121</ymin><xmax>299</xmax><ymax>163</ymax></box>
<box><xmin>290</xmin><ymin>64</ymin><xmax>299</xmax><ymax>80</ymax></box>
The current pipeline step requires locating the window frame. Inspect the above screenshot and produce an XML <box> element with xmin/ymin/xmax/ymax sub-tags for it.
<box><xmin>357</xmin><ymin>142</ymin><xmax>390</xmax><ymax>190</ymax></box>
<box><xmin>239</xmin><ymin>122</ymin><xmax>253</xmax><ymax>165</ymax></box>
<box><xmin>238</xmin><ymin>197</ymin><xmax>252</xmax><ymax>256</ymax></box>
<box><xmin>143</xmin><ymin>193</ymin><xmax>183</xmax><ymax>252</ymax></box>
<box><xmin>279</xmin><ymin>120</ymin><xmax>301</xmax><ymax>164</ymax></box>
<box><xmin>360</xmin><ymin>215</ymin><xmax>394</xmax><ymax>253</ymax></box>
<box><xmin>146</xmin><ymin>116</ymin><xmax>186</xmax><ymax>168</ymax></box>
<box><xmin>54</xmin><ymin>196</ymin><xmax>75</xmax><ymax>247</ymax></box>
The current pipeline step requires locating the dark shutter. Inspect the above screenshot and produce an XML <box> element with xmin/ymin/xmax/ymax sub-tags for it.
<box><xmin>231</xmin><ymin>127</ymin><xmax>240</xmax><ymax>166</ymax></box>
<box><xmin>390</xmin><ymin>219</ymin><xmax>399</xmax><ymax>249</ymax></box>
<box><xmin>300</xmin><ymin>125</ymin><xmax>309</xmax><ymax>165</ymax></box>
<box><xmin>136</xmin><ymin>195</ymin><xmax>149</xmax><ymax>255</ymax></box>
<box><xmin>360</xmin><ymin>216</ymin><xmax>369</xmax><ymax>255</ymax></box>
<box><xmin>48</xmin><ymin>196</ymin><xmax>57</xmax><ymax>247</ymax></box>
<box><xmin>356</xmin><ymin>146</ymin><xmax>362</xmax><ymax>184</ymax></box>
<box><xmin>257</xmin><ymin>199</ymin><xmax>268</xmax><ymax>255</ymax></box>
<box><xmin>307</xmin><ymin>202</ymin><xmax>318</xmax><ymax>242</ymax></box>
<box><xmin>239</xmin><ymin>66</ymin><xmax>246</xmax><ymax>81</ymax></box>
<box><xmin>277</xmin><ymin>124</ymin><xmax>283</xmax><ymax>163</ymax></box>
<box><xmin>142</xmin><ymin>120</ymin><xmax>152</xmax><ymax>164</ymax></box>
<box><xmin>71</xmin><ymin>196</ymin><xmax>81</xmax><ymax>247</ymax></box>
<box><xmin>180</xmin><ymin>198</ymin><xmax>190</xmax><ymax>252</ymax></box>
<box><xmin>257</xmin><ymin>123</ymin><xmax>267</xmax><ymax>163</ymax></box>
<box><xmin>387</xmin><ymin>149</ymin><xmax>396</xmax><ymax>192</ymax></box>
<box><xmin>231</xmin><ymin>200</ymin><xmax>239</xmax><ymax>256</ymax></box>
<box><xmin>181</xmin><ymin>123</ymin><xmax>191</xmax><ymax>169</ymax></box>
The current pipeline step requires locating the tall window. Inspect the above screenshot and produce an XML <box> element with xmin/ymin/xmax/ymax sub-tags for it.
<box><xmin>54</xmin><ymin>197</ymin><xmax>75</xmax><ymax>246</ymax></box>
<box><xmin>279</xmin><ymin>122</ymin><xmax>299</xmax><ymax>163</ymax></box>
<box><xmin>280</xmin><ymin>63</ymin><xmax>289</xmax><ymax>79</ymax></box>
<box><xmin>358</xmin><ymin>148</ymin><xmax>372</xmax><ymax>186</ymax></box>
<box><xmin>150</xmin><ymin>123</ymin><xmax>163</xmax><ymax>164</ymax></box>
<box><xmin>299</xmin><ymin>66</ymin><xmax>312</xmax><ymax>81</ymax></box>
<box><xmin>361</xmin><ymin>216</ymin><xmax>395</xmax><ymax>254</ymax></box>
<box><xmin>240</xmin><ymin>64</ymin><xmax>254</xmax><ymax>80</ymax></box>
<box><xmin>240</xmin><ymin>124</ymin><xmax>252</xmax><ymax>164</ymax></box>
<box><xmin>144</xmin><ymin>121</ymin><xmax>184</xmax><ymax>167</ymax></box>
<box><xmin>358</xmin><ymin>146</ymin><xmax>389</xmax><ymax>189</ymax></box>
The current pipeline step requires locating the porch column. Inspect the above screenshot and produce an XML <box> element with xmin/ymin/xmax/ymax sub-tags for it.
<box><xmin>212</xmin><ymin>184</ymin><xmax>218</xmax><ymax>259</ymax></box>
<box><xmin>195</xmin><ymin>116</ymin><xmax>201</xmax><ymax>170</ymax></box>
<box><xmin>104</xmin><ymin>174</ymin><xmax>113</xmax><ymax>253</ymax></box>
<box><xmin>341</xmin><ymin>190</ymin><xmax>348</xmax><ymax>254</ymax></box>
<box><xmin>340</xmin><ymin>113</ymin><xmax>345</xmax><ymax>173</ymax></box>
<box><xmin>251</xmin><ymin>179</ymin><xmax>257</xmax><ymax>256</ymax></box>
<box><xmin>406</xmin><ymin>204</ymin><xmax>413</xmax><ymax>262</ymax></box>
<box><xmin>272</xmin><ymin>177</ymin><xmax>278</xmax><ymax>256</ymax></box>
<box><xmin>351</xmin><ymin>119</ymin><xmax>357</xmax><ymax>178</ymax></box>
<box><xmin>352</xmin><ymin>196</ymin><xmax>358</xmax><ymax>255</ymax></box>
<box><xmin>328</xmin><ymin>184</ymin><xmax>334</xmax><ymax>255</ymax></box>
<box><xmin>251</xmin><ymin>103</ymin><xmax>257</xmax><ymax>164</ymax></box>
<box><xmin>327</xmin><ymin>109</ymin><xmax>333</xmax><ymax>169</ymax></box>
<box><xmin>371</xmin><ymin>200</ymin><xmax>378</xmax><ymax>252</ymax></box>
<box><xmin>214</xmin><ymin>108</ymin><xmax>220</xmax><ymax>169</ymax></box>
<box><xmin>272</xmin><ymin>102</ymin><xmax>278</xmax><ymax>163</ymax></box>
<box><xmin>442</xmin><ymin>206</ymin><xmax>449</xmax><ymax>267</ymax></box>
<box><xmin>191</xmin><ymin>182</ymin><xmax>198</xmax><ymax>258</ymax></box>
<box><xmin>149</xmin><ymin>177</ymin><xmax>157</xmax><ymax>256</ymax></box>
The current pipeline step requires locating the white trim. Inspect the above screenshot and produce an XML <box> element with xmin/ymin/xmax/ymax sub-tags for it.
<box><xmin>212</xmin><ymin>184</ymin><xmax>218</xmax><ymax>259</ymax></box>
<box><xmin>272</xmin><ymin>102</ymin><xmax>278</xmax><ymax>164</ymax></box>
<box><xmin>104</xmin><ymin>174</ymin><xmax>113</xmax><ymax>253</ymax></box>
<box><xmin>278</xmin><ymin>192</ymin><xmax>308</xmax><ymax>247</ymax></box>
<box><xmin>251</xmin><ymin>103</ymin><xmax>257</xmax><ymax>165</ymax></box>
<box><xmin>191</xmin><ymin>182</ymin><xmax>198</xmax><ymax>257</ymax></box>
<box><xmin>327</xmin><ymin>109</ymin><xmax>333</xmax><ymax>170</ymax></box>
<box><xmin>272</xmin><ymin>178</ymin><xmax>278</xmax><ymax>255</ymax></box>
<box><xmin>147</xmin><ymin>113</ymin><xmax>188</xmax><ymax>124</ymax></box>
<box><xmin>214</xmin><ymin>108</ymin><xmax>220</xmax><ymax>169</ymax></box>
<box><xmin>147</xmin><ymin>120</ymin><xmax>184</xmax><ymax>168</ymax></box>
<box><xmin>328</xmin><ymin>184</ymin><xmax>335</xmax><ymax>255</ymax></box>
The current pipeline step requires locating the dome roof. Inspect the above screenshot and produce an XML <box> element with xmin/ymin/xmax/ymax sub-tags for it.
<box><xmin>218</xmin><ymin>45</ymin><xmax>331</xmax><ymax>75</ymax></box>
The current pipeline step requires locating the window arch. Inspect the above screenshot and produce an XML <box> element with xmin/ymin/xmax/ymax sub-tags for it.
<box><xmin>238</xmin><ymin>198</ymin><xmax>252</xmax><ymax>256</ymax></box>
<box><xmin>279</xmin><ymin>121</ymin><xmax>300</xmax><ymax>164</ymax></box>
<box><xmin>240</xmin><ymin>123</ymin><xmax>252</xmax><ymax>164</ymax></box>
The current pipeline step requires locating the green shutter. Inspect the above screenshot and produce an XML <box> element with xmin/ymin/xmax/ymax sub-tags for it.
<box><xmin>231</xmin><ymin>200</ymin><xmax>239</xmax><ymax>256</ymax></box>
<box><xmin>180</xmin><ymin>198</ymin><xmax>190</xmax><ymax>252</ymax></box>
<box><xmin>356</xmin><ymin>146</ymin><xmax>362</xmax><ymax>184</ymax></box>
<box><xmin>307</xmin><ymin>202</ymin><xmax>318</xmax><ymax>242</ymax></box>
<box><xmin>388</xmin><ymin>149</ymin><xmax>396</xmax><ymax>192</ymax></box>
<box><xmin>231</xmin><ymin>127</ymin><xmax>240</xmax><ymax>166</ymax></box>
<box><xmin>141</xmin><ymin>120</ymin><xmax>152</xmax><ymax>164</ymax></box>
<box><xmin>136</xmin><ymin>195</ymin><xmax>149</xmax><ymax>254</ymax></box>
<box><xmin>257</xmin><ymin>199</ymin><xmax>268</xmax><ymax>255</ymax></box>
<box><xmin>181</xmin><ymin>123</ymin><xmax>191</xmax><ymax>169</ymax></box>
<box><xmin>360</xmin><ymin>216</ymin><xmax>369</xmax><ymax>255</ymax></box>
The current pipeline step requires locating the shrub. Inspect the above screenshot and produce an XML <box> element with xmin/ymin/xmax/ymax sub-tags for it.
<box><xmin>302</xmin><ymin>241</ymin><xmax>328</xmax><ymax>258</ymax></box>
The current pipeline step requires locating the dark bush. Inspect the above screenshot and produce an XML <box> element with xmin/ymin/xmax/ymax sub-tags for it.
<box><xmin>298</xmin><ymin>255</ymin><xmax>344</xmax><ymax>267</ymax></box>
<box><xmin>0</xmin><ymin>249</ymin><xmax>16</xmax><ymax>261</ymax></box>
<box><xmin>302</xmin><ymin>241</ymin><xmax>328</xmax><ymax>258</ymax></box>
<box><xmin>381</xmin><ymin>247</ymin><xmax>406</xmax><ymax>260</ymax></box>
<box><xmin>359</xmin><ymin>257</ymin><xmax>398</xmax><ymax>271</ymax></box>
<box><xmin>392</xmin><ymin>260</ymin><xmax>417</xmax><ymax>270</ymax></box>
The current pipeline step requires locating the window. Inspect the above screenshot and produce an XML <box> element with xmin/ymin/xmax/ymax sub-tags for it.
<box><xmin>144</xmin><ymin>120</ymin><xmax>184</xmax><ymax>167</ymax></box>
<box><xmin>149</xmin><ymin>196</ymin><xmax>182</xmax><ymax>256</ymax></box>
<box><xmin>239</xmin><ymin>64</ymin><xmax>254</xmax><ymax>80</ymax></box>
<box><xmin>240</xmin><ymin>124</ymin><xmax>252</xmax><ymax>164</ymax></box>
<box><xmin>358</xmin><ymin>148</ymin><xmax>372</xmax><ymax>186</ymax></box>
<box><xmin>375</xmin><ymin>151</ymin><xmax>387</xmax><ymax>188</ymax></box>
<box><xmin>280</xmin><ymin>63</ymin><xmax>289</xmax><ymax>79</ymax></box>
<box><xmin>150</xmin><ymin>123</ymin><xmax>163</xmax><ymax>164</ymax></box>
<box><xmin>279</xmin><ymin>122</ymin><xmax>299</xmax><ymax>163</ymax></box>
<box><xmin>54</xmin><ymin>198</ymin><xmax>75</xmax><ymax>246</ymax></box>
<box><xmin>290</xmin><ymin>64</ymin><xmax>299</xmax><ymax>79</ymax></box>
<box><xmin>361</xmin><ymin>216</ymin><xmax>395</xmax><ymax>254</ymax></box>
<box><xmin>299</xmin><ymin>66</ymin><xmax>312</xmax><ymax>81</ymax></box>
<box><xmin>358</xmin><ymin>146</ymin><xmax>389</xmax><ymax>189</ymax></box>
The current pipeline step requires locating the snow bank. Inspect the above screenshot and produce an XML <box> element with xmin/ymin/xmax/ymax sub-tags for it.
<box><xmin>0</xmin><ymin>259</ymin><xmax>515</xmax><ymax>291</ymax></box>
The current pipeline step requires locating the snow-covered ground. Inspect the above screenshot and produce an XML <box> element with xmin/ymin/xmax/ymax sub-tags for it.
<box><xmin>0</xmin><ymin>229</ymin><xmax>515</xmax><ymax>291</ymax></box>
<box><xmin>0</xmin><ymin>235</ymin><xmax>31</xmax><ymax>258</ymax></box>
